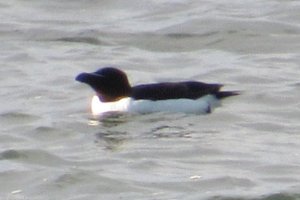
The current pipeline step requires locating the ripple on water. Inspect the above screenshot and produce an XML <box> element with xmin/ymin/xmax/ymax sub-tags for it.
<box><xmin>55</xmin><ymin>37</ymin><xmax>103</xmax><ymax>45</ymax></box>
<box><xmin>27</xmin><ymin>126</ymin><xmax>68</xmax><ymax>142</ymax></box>
<box><xmin>0</xmin><ymin>112</ymin><xmax>40</xmax><ymax>126</ymax></box>
<box><xmin>0</xmin><ymin>149</ymin><xmax>68</xmax><ymax>167</ymax></box>
<box><xmin>212</xmin><ymin>193</ymin><xmax>300</xmax><ymax>200</ymax></box>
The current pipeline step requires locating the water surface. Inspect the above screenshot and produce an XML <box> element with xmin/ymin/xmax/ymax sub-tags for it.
<box><xmin>1</xmin><ymin>0</ymin><xmax>300</xmax><ymax>200</ymax></box>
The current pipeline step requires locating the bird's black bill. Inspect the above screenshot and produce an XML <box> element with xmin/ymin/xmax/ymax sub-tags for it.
<box><xmin>75</xmin><ymin>72</ymin><xmax>104</xmax><ymax>84</ymax></box>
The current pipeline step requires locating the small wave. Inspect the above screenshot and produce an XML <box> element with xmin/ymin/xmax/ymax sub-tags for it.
<box><xmin>0</xmin><ymin>112</ymin><xmax>40</xmax><ymax>124</ymax></box>
<box><xmin>0</xmin><ymin>149</ymin><xmax>67</xmax><ymax>167</ymax></box>
<box><xmin>55</xmin><ymin>37</ymin><xmax>102</xmax><ymax>45</ymax></box>
<box><xmin>210</xmin><ymin>193</ymin><xmax>300</xmax><ymax>200</ymax></box>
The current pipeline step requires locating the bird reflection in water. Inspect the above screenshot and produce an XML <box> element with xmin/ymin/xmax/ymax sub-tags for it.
<box><xmin>89</xmin><ymin>113</ymin><xmax>131</xmax><ymax>151</ymax></box>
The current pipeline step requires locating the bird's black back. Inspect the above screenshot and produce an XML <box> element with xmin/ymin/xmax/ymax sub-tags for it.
<box><xmin>131</xmin><ymin>81</ymin><xmax>224</xmax><ymax>101</ymax></box>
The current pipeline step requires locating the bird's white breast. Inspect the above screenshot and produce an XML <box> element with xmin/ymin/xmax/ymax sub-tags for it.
<box><xmin>91</xmin><ymin>95</ymin><xmax>220</xmax><ymax>115</ymax></box>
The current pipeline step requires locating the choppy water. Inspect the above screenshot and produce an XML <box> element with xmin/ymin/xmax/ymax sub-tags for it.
<box><xmin>1</xmin><ymin>0</ymin><xmax>300</xmax><ymax>200</ymax></box>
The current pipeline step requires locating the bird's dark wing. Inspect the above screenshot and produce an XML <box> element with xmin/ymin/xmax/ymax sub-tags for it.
<box><xmin>131</xmin><ymin>81</ymin><xmax>223</xmax><ymax>100</ymax></box>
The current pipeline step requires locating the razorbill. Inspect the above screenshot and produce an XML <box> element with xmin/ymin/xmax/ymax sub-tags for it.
<box><xmin>76</xmin><ymin>67</ymin><xmax>238</xmax><ymax>115</ymax></box>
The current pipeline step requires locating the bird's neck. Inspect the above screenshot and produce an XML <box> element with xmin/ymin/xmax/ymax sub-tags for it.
<box><xmin>96</xmin><ymin>89</ymin><xmax>132</xmax><ymax>102</ymax></box>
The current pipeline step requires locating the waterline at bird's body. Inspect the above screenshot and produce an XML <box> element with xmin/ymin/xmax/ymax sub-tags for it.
<box><xmin>91</xmin><ymin>94</ymin><xmax>220</xmax><ymax>115</ymax></box>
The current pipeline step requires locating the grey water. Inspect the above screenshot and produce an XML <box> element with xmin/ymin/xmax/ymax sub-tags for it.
<box><xmin>1</xmin><ymin>0</ymin><xmax>300</xmax><ymax>200</ymax></box>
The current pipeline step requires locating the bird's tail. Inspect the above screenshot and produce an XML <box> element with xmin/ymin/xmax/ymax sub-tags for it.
<box><xmin>215</xmin><ymin>91</ymin><xmax>240</xmax><ymax>99</ymax></box>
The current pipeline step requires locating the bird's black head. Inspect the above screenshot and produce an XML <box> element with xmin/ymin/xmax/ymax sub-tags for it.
<box><xmin>75</xmin><ymin>67</ymin><xmax>131</xmax><ymax>102</ymax></box>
